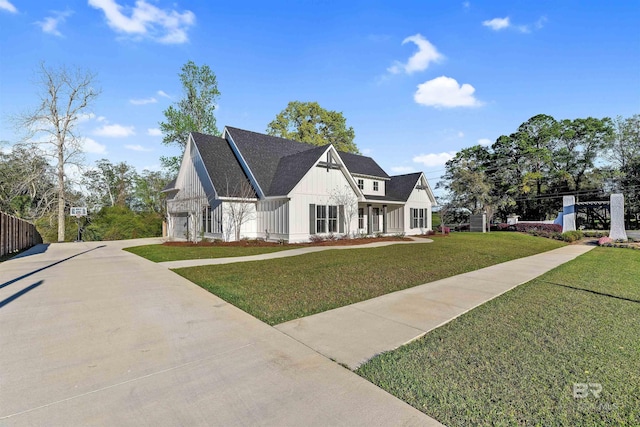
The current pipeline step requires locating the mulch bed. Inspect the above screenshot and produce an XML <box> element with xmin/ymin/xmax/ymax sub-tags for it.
<box><xmin>163</xmin><ymin>236</ymin><xmax>412</xmax><ymax>248</ymax></box>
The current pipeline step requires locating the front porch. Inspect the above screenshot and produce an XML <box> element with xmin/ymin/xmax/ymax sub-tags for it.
<box><xmin>357</xmin><ymin>202</ymin><xmax>404</xmax><ymax>235</ymax></box>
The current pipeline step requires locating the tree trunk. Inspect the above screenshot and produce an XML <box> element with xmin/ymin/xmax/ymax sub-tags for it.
<box><xmin>57</xmin><ymin>143</ymin><xmax>65</xmax><ymax>242</ymax></box>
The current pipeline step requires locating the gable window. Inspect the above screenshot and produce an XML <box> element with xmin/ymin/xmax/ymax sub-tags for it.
<box><xmin>316</xmin><ymin>205</ymin><xmax>327</xmax><ymax>233</ymax></box>
<box><xmin>357</xmin><ymin>179</ymin><xmax>364</xmax><ymax>190</ymax></box>
<box><xmin>358</xmin><ymin>208</ymin><xmax>364</xmax><ymax>229</ymax></box>
<box><xmin>373</xmin><ymin>181</ymin><xmax>379</xmax><ymax>191</ymax></box>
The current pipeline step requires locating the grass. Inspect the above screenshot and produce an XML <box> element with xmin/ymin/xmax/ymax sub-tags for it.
<box><xmin>356</xmin><ymin>247</ymin><xmax>640</xmax><ymax>426</ymax></box>
<box><xmin>124</xmin><ymin>244</ymin><xmax>296</xmax><ymax>262</ymax></box>
<box><xmin>173</xmin><ymin>233</ymin><xmax>565</xmax><ymax>325</ymax></box>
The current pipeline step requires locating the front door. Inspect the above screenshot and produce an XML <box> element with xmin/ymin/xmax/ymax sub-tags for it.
<box><xmin>372</xmin><ymin>208</ymin><xmax>380</xmax><ymax>232</ymax></box>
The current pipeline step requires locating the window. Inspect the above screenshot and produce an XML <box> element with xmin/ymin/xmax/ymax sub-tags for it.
<box><xmin>357</xmin><ymin>179</ymin><xmax>364</xmax><ymax>190</ymax></box>
<box><xmin>410</xmin><ymin>208</ymin><xmax>419</xmax><ymax>229</ymax></box>
<box><xmin>202</xmin><ymin>206</ymin><xmax>212</xmax><ymax>233</ymax></box>
<box><xmin>328</xmin><ymin>205</ymin><xmax>338</xmax><ymax>233</ymax></box>
<box><xmin>373</xmin><ymin>181</ymin><xmax>379</xmax><ymax>191</ymax></box>
<box><xmin>358</xmin><ymin>208</ymin><xmax>364</xmax><ymax>229</ymax></box>
<box><xmin>410</xmin><ymin>208</ymin><xmax>426</xmax><ymax>229</ymax></box>
<box><xmin>316</xmin><ymin>205</ymin><xmax>327</xmax><ymax>233</ymax></box>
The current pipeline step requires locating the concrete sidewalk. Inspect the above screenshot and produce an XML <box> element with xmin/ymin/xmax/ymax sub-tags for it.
<box><xmin>160</xmin><ymin>237</ymin><xmax>433</xmax><ymax>269</ymax></box>
<box><xmin>276</xmin><ymin>244</ymin><xmax>595</xmax><ymax>369</ymax></box>
<box><xmin>0</xmin><ymin>239</ymin><xmax>440</xmax><ymax>426</ymax></box>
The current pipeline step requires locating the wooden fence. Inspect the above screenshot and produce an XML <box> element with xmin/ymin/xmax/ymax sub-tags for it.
<box><xmin>0</xmin><ymin>212</ymin><xmax>43</xmax><ymax>258</ymax></box>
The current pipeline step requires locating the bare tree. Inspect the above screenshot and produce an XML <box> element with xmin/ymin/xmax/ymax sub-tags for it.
<box><xmin>223</xmin><ymin>179</ymin><xmax>257</xmax><ymax>241</ymax></box>
<box><xmin>14</xmin><ymin>63</ymin><xmax>100</xmax><ymax>242</ymax></box>
<box><xmin>330</xmin><ymin>185</ymin><xmax>358</xmax><ymax>237</ymax></box>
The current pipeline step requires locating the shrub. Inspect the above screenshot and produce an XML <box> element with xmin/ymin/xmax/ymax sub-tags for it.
<box><xmin>514</xmin><ymin>223</ymin><xmax>562</xmax><ymax>234</ymax></box>
<box><xmin>309</xmin><ymin>234</ymin><xmax>326</xmax><ymax>243</ymax></box>
<box><xmin>560</xmin><ymin>230</ymin><xmax>584</xmax><ymax>242</ymax></box>
<box><xmin>437</xmin><ymin>226</ymin><xmax>450</xmax><ymax>235</ymax></box>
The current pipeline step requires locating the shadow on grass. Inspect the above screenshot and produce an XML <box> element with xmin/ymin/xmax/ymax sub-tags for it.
<box><xmin>544</xmin><ymin>280</ymin><xmax>640</xmax><ymax>304</ymax></box>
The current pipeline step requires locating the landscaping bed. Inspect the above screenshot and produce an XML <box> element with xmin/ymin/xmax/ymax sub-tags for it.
<box><xmin>356</xmin><ymin>247</ymin><xmax>640</xmax><ymax>426</ymax></box>
<box><xmin>125</xmin><ymin>236</ymin><xmax>412</xmax><ymax>262</ymax></box>
<box><xmin>173</xmin><ymin>233</ymin><xmax>565</xmax><ymax>325</ymax></box>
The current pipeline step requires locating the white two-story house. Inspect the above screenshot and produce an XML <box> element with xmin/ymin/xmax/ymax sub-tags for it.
<box><xmin>163</xmin><ymin>126</ymin><xmax>436</xmax><ymax>242</ymax></box>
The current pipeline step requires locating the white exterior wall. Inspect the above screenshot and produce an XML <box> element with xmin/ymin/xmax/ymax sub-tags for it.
<box><xmin>167</xmin><ymin>140</ymin><xmax>210</xmax><ymax>240</ymax></box>
<box><xmin>288</xmin><ymin>164</ymin><xmax>358</xmax><ymax>242</ymax></box>
<box><xmin>256</xmin><ymin>199</ymin><xmax>290</xmax><ymax>241</ymax></box>
<box><xmin>220</xmin><ymin>201</ymin><xmax>258</xmax><ymax>241</ymax></box>
<box><xmin>404</xmin><ymin>186</ymin><xmax>433</xmax><ymax>235</ymax></box>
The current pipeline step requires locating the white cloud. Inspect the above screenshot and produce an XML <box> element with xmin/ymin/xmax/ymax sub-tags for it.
<box><xmin>93</xmin><ymin>123</ymin><xmax>135</xmax><ymax>137</ymax></box>
<box><xmin>413</xmin><ymin>151</ymin><xmax>457</xmax><ymax>167</ymax></box>
<box><xmin>414</xmin><ymin>76</ymin><xmax>483</xmax><ymax>108</ymax></box>
<box><xmin>83</xmin><ymin>137</ymin><xmax>107</xmax><ymax>154</ymax></box>
<box><xmin>462</xmin><ymin>1</ymin><xmax>470</xmax><ymax>10</ymax></box>
<box><xmin>482</xmin><ymin>17</ymin><xmax>510</xmax><ymax>31</ymax></box>
<box><xmin>77</xmin><ymin>112</ymin><xmax>96</xmax><ymax>123</ymax></box>
<box><xmin>147</xmin><ymin>128</ymin><xmax>162</xmax><ymax>136</ymax></box>
<box><xmin>36</xmin><ymin>10</ymin><xmax>73</xmax><ymax>37</ymax></box>
<box><xmin>125</xmin><ymin>144</ymin><xmax>153</xmax><ymax>152</ymax></box>
<box><xmin>388</xmin><ymin>34</ymin><xmax>443</xmax><ymax>74</ymax></box>
<box><xmin>390</xmin><ymin>166</ymin><xmax>414</xmax><ymax>174</ymax></box>
<box><xmin>157</xmin><ymin>90</ymin><xmax>171</xmax><ymax>98</ymax></box>
<box><xmin>483</xmin><ymin>16</ymin><xmax>546</xmax><ymax>33</ymax></box>
<box><xmin>360</xmin><ymin>148</ymin><xmax>372</xmax><ymax>155</ymax></box>
<box><xmin>88</xmin><ymin>0</ymin><xmax>195</xmax><ymax>44</ymax></box>
<box><xmin>478</xmin><ymin>138</ymin><xmax>492</xmax><ymax>146</ymax></box>
<box><xmin>0</xmin><ymin>0</ymin><xmax>17</xmax><ymax>13</ymax></box>
<box><xmin>129</xmin><ymin>97</ymin><xmax>157</xmax><ymax>105</ymax></box>
<box><xmin>458</xmin><ymin>131</ymin><xmax>465</xmax><ymax>138</ymax></box>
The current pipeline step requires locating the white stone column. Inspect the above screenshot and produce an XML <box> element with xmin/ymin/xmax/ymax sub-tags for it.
<box><xmin>609</xmin><ymin>194</ymin><xmax>628</xmax><ymax>241</ymax></box>
<box><xmin>562</xmin><ymin>196</ymin><xmax>576</xmax><ymax>233</ymax></box>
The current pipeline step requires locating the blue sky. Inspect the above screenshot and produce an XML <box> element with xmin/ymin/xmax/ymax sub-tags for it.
<box><xmin>1</xmin><ymin>0</ymin><xmax>638</xmax><ymax>190</ymax></box>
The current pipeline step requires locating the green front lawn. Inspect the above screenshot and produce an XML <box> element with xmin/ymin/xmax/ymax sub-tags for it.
<box><xmin>124</xmin><ymin>244</ymin><xmax>297</xmax><ymax>262</ymax></box>
<box><xmin>174</xmin><ymin>233</ymin><xmax>565</xmax><ymax>325</ymax></box>
<box><xmin>356</xmin><ymin>247</ymin><xmax>640</xmax><ymax>426</ymax></box>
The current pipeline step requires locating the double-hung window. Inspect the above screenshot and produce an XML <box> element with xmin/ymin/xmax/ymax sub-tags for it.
<box><xmin>357</xmin><ymin>179</ymin><xmax>364</xmax><ymax>190</ymax></box>
<box><xmin>419</xmin><ymin>209</ymin><xmax>425</xmax><ymax>228</ymax></box>
<box><xmin>358</xmin><ymin>208</ymin><xmax>364</xmax><ymax>229</ymax></box>
<box><xmin>202</xmin><ymin>206</ymin><xmax>212</xmax><ymax>233</ymax></box>
<box><xmin>328</xmin><ymin>205</ymin><xmax>338</xmax><ymax>232</ymax></box>
<box><xmin>316</xmin><ymin>205</ymin><xmax>327</xmax><ymax>234</ymax></box>
<box><xmin>373</xmin><ymin>181</ymin><xmax>379</xmax><ymax>191</ymax></box>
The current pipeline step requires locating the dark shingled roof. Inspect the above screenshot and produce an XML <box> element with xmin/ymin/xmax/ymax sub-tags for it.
<box><xmin>268</xmin><ymin>145</ymin><xmax>331</xmax><ymax>196</ymax></box>
<box><xmin>161</xmin><ymin>178</ymin><xmax>177</xmax><ymax>192</ymax></box>
<box><xmin>339</xmin><ymin>151</ymin><xmax>389</xmax><ymax>179</ymax></box>
<box><xmin>191</xmin><ymin>132</ymin><xmax>257</xmax><ymax>198</ymax></box>
<box><xmin>386</xmin><ymin>172</ymin><xmax>422</xmax><ymax>202</ymax></box>
<box><xmin>225</xmin><ymin>126</ymin><xmax>390</xmax><ymax>196</ymax></box>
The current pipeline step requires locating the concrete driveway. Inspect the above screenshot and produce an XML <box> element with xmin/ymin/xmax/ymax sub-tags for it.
<box><xmin>0</xmin><ymin>239</ymin><xmax>439</xmax><ymax>426</ymax></box>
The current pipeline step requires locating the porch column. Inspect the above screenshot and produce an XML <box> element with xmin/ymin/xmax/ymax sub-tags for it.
<box><xmin>367</xmin><ymin>204</ymin><xmax>373</xmax><ymax>235</ymax></box>
<box><xmin>382</xmin><ymin>205</ymin><xmax>388</xmax><ymax>233</ymax></box>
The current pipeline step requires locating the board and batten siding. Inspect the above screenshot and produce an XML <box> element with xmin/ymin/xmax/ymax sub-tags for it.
<box><xmin>404</xmin><ymin>184</ymin><xmax>433</xmax><ymax>235</ymax></box>
<box><xmin>356</xmin><ymin>176</ymin><xmax>386</xmax><ymax>197</ymax></box>
<box><xmin>167</xmin><ymin>140</ymin><xmax>210</xmax><ymax>216</ymax></box>
<box><xmin>287</xmin><ymin>159</ymin><xmax>358</xmax><ymax>242</ymax></box>
<box><xmin>386</xmin><ymin>205</ymin><xmax>404</xmax><ymax>232</ymax></box>
<box><xmin>256</xmin><ymin>199</ymin><xmax>289</xmax><ymax>240</ymax></box>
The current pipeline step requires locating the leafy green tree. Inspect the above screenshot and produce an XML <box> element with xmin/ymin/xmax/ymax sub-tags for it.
<box><xmin>159</xmin><ymin>61</ymin><xmax>220</xmax><ymax>172</ymax></box>
<box><xmin>266</xmin><ymin>101</ymin><xmax>359</xmax><ymax>154</ymax></box>
<box><xmin>83</xmin><ymin>159</ymin><xmax>137</xmax><ymax>210</ymax></box>
<box><xmin>610</xmin><ymin>115</ymin><xmax>640</xmax><ymax>227</ymax></box>
<box><xmin>132</xmin><ymin>170</ymin><xmax>170</xmax><ymax>214</ymax></box>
